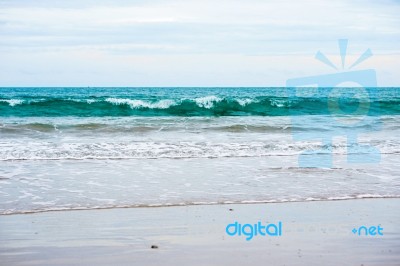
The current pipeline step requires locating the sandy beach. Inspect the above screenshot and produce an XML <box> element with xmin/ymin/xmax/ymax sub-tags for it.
<box><xmin>1</xmin><ymin>198</ymin><xmax>399</xmax><ymax>266</ymax></box>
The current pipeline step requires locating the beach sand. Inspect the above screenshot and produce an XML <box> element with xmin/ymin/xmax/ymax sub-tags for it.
<box><xmin>0</xmin><ymin>198</ymin><xmax>399</xmax><ymax>266</ymax></box>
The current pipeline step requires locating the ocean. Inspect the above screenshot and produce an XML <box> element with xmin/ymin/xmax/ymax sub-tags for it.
<box><xmin>0</xmin><ymin>87</ymin><xmax>399</xmax><ymax>214</ymax></box>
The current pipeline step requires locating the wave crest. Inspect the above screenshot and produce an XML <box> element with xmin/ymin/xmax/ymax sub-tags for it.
<box><xmin>0</xmin><ymin>95</ymin><xmax>395</xmax><ymax>116</ymax></box>
<box><xmin>105</xmin><ymin>98</ymin><xmax>176</xmax><ymax>109</ymax></box>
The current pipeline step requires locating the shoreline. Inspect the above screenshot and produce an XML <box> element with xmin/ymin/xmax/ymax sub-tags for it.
<box><xmin>1</xmin><ymin>198</ymin><xmax>399</xmax><ymax>266</ymax></box>
<box><xmin>1</xmin><ymin>196</ymin><xmax>400</xmax><ymax>216</ymax></box>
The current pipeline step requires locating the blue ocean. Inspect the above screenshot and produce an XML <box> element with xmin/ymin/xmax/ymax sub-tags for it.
<box><xmin>0</xmin><ymin>87</ymin><xmax>399</xmax><ymax>214</ymax></box>
<box><xmin>1</xmin><ymin>87</ymin><xmax>399</xmax><ymax>116</ymax></box>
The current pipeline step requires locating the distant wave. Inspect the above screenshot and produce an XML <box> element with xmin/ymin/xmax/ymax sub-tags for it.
<box><xmin>0</xmin><ymin>95</ymin><xmax>398</xmax><ymax>116</ymax></box>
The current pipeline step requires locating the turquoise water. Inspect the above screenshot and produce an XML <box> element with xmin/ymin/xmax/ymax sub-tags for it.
<box><xmin>0</xmin><ymin>87</ymin><xmax>399</xmax><ymax>214</ymax></box>
<box><xmin>0</xmin><ymin>87</ymin><xmax>399</xmax><ymax>116</ymax></box>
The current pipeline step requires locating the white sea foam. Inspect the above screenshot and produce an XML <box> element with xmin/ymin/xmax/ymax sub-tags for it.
<box><xmin>236</xmin><ymin>98</ymin><xmax>255</xmax><ymax>106</ymax></box>
<box><xmin>0</xmin><ymin>140</ymin><xmax>397</xmax><ymax>161</ymax></box>
<box><xmin>105</xmin><ymin>98</ymin><xmax>176</xmax><ymax>109</ymax></box>
<box><xmin>269</xmin><ymin>98</ymin><xmax>288</xmax><ymax>107</ymax></box>
<box><xmin>1</xmin><ymin>154</ymin><xmax>399</xmax><ymax>215</ymax></box>
<box><xmin>1</xmin><ymin>114</ymin><xmax>399</xmax><ymax>215</ymax></box>
<box><xmin>86</xmin><ymin>99</ymin><xmax>97</xmax><ymax>104</ymax></box>
<box><xmin>0</xmin><ymin>99</ymin><xmax>24</xmax><ymax>106</ymax></box>
<box><xmin>67</xmin><ymin>98</ymin><xmax>99</xmax><ymax>104</ymax></box>
<box><xmin>194</xmin><ymin>96</ymin><xmax>222</xmax><ymax>109</ymax></box>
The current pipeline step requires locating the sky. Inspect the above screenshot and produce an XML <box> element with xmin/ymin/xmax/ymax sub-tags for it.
<box><xmin>0</xmin><ymin>0</ymin><xmax>399</xmax><ymax>86</ymax></box>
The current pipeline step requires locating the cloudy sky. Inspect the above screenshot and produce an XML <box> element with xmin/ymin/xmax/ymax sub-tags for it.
<box><xmin>0</xmin><ymin>0</ymin><xmax>399</xmax><ymax>86</ymax></box>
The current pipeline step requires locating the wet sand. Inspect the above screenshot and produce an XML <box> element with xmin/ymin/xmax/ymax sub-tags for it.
<box><xmin>0</xmin><ymin>199</ymin><xmax>399</xmax><ymax>266</ymax></box>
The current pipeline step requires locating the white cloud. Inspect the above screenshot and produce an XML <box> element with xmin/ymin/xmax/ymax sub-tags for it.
<box><xmin>0</xmin><ymin>0</ymin><xmax>399</xmax><ymax>86</ymax></box>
